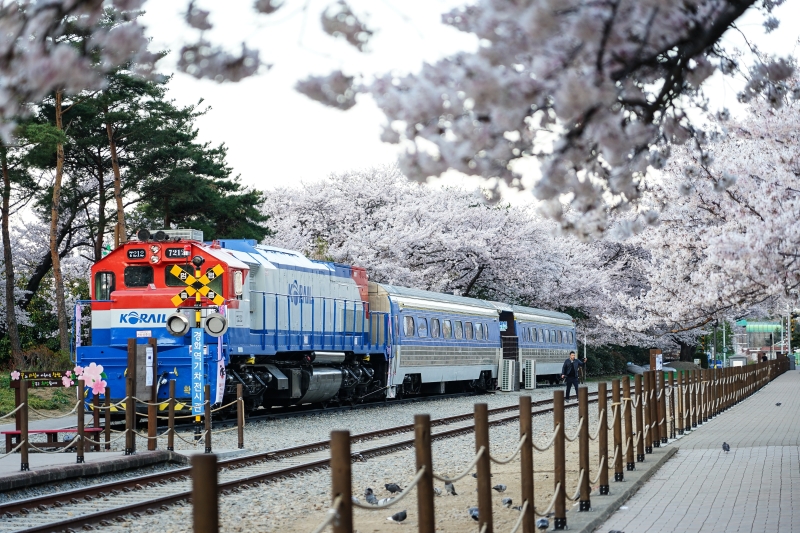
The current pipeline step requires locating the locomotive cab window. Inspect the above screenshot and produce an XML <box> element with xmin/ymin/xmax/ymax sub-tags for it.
<box><xmin>465</xmin><ymin>322</ymin><xmax>474</xmax><ymax>340</ymax></box>
<box><xmin>475</xmin><ymin>323</ymin><xmax>484</xmax><ymax>340</ymax></box>
<box><xmin>442</xmin><ymin>320</ymin><xmax>452</xmax><ymax>339</ymax></box>
<box><xmin>403</xmin><ymin>316</ymin><xmax>415</xmax><ymax>337</ymax></box>
<box><xmin>94</xmin><ymin>272</ymin><xmax>115</xmax><ymax>300</ymax></box>
<box><xmin>454</xmin><ymin>321</ymin><xmax>463</xmax><ymax>339</ymax></box>
<box><xmin>430</xmin><ymin>318</ymin><xmax>441</xmax><ymax>338</ymax></box>
<box><xmin>123</xmin><ymin>265</ymin><xmax>153</xmax><ymax>287</ymax></box>
<box><xmin>418</xmin><ymin>318</ymin><xmax>429</xmax><ymax>338</ymax></box>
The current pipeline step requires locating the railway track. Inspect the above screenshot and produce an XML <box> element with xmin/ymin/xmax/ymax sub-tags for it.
<box><xmin>0</xmin><ymin>391</ymin><xmax>605</xmax><ymax>533</ymax></box>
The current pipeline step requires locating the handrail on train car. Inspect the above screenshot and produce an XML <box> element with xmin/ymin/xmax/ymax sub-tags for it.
<box><xmin>250</xmin><ymin>291</ymin><xmax>389</xmax><ymax>353</ymax></box>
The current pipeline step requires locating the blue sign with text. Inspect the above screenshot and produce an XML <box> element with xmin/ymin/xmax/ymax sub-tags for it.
<box><xmin>191</xmin><ymin>328</ymin><xmax>204</xmax><ymax>415</ymax></box>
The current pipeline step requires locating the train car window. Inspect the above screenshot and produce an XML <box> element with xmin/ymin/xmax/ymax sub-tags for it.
<box><xmin>475</xmin><ymin>323</ymin><xmax>484</xmax><ymax>340</ymax></box>
<box><xmin>124</xmin><ymin>265</ymin><xmax>153</xmax><ymax>287</ymax></box>
<box><xmin>544</xmin><ymin>329</ymin><xmax>549</xmax><ymax>342</ymax></box>
<box><xmin>431</xmin><ymin>318</ymin><xmax>440</xmax><ymax>338</ymax></box>
<box><xmin>570</xmin><ymin>332</ymin><xmax>574</xmax><ymax>344</ymax></box>
<box><xmin>418</xmin><ymin>318</ymin><xmax>429</xmax><ymax>337</ymax></box>
<box><xmin>550</xmin><ymin>329</ymin><xmax>556</xmax><ymax>343</ymax></box>
<box><xmin>558</xmin><ymin>331</ymin><xmax>563</xmax><ymax>343</ymax></box>
<box><xmin>526</xmin><ymin>327</ymin><xmax>531</xmax><ymax>342</ymax></box>
<box><xmin>454</xmin><ymin>321</ymin><xmax>463</xmax><ymax>339</ymax></box>
<box><xmin>485</xmin><ymin>323</ymin><xmax>490</xmax><ymax>340</ymax></box>
<box><xmin>403</xmin><ymin>316</ymin><xmax>415</xmax><ymax>337</ymax></box>
<box><xmin>94</xmin><ymin>272</ymin><xmax>115</xmax><ymax>300</ymax></box>
<box><xmin>465</xmin><ymin>322</ymin><xmax>474</xmax><ymax>340</ymax></box>
<box><xmin>442</xmin><ymin>320</ymin><xmax>452</xmax><ymax>339</ymax></box>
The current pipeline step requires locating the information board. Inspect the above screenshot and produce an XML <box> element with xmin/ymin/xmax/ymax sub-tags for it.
<box><xmin>191</xmin><ymin>328</ymin><xmax>205</xmax><ymax>415</ymax></box>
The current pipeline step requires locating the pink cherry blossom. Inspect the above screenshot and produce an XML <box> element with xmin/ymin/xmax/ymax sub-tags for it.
<box><xmin>65</xmin><ymin>370</ymin><xmax>72</xmax><ymax>377</ymax></box>
<box><xmin>10</xmin><ymin>371</ymin><xmax>20</xmax><ymax>381</ymax></box>
<box><xmin>73</xmin><ymin>366</ymin><xmax>84</xmax><ymax>377</ymax></box>
<box><xmin>90</xmin><ymin>379</ymin><xmax>108</xmax><ymax>396</ymax></box>
<box><xmin>62</xmin><ymin>376</ymin><xmax>74</xmax><ymax>387</ymax></box>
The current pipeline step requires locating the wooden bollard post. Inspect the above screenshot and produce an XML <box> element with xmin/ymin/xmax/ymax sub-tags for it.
<box><xmin>643</xmin><ymin>372</ymin><xmax>652</xmax><ymax>454</ymax></box>
<box><xmin>125</xmin><ymin>377</ymin><xmax>136</xmax><ymax>455</ymax></box>
<box><xmin>237</xmin><ymin>384</ymin><xmax>245</xmax><ymax>450</ymax></box>
<box><xmin>651</xmin><ymin>372</ymin><xmax>661</xmax><ymax>448</ymax></box>
<box><xmin>104</xmin><ymin>386</ymin><xmax>111</xmax><ymax>450</ymax></box>
<box><xmin>668</xmin><ymin>372</ymin><xmax>676</xmax><ymax>439</ymax></box>
<box><xmin>578</xmin><ymin>387</ymin><xmax>590</xmax><ymax>510</ymax></box>
<box><xmin>612</xmin><ymin>379</ymin><xmax>623</xmax><ymax>481</ymax></box>
<box><xmin>168</xmin><ymin>380</ymin><xmax>176</xmax><ymax>452</ymax></box>
<box><xmin>702</xmin><ymin>370</ymin><xmax>708</xmax><ymax>423</ymax></box>
<box><xmin>677</xmin><ymin>373</ymin><xmax>684</xmax><ymax>435</ymax></box>
<box><xmin>77</xmin><ymin>380</ymin><xmax>85</xmax><ymax>464</ymax></box>
<box><xmin>634</xmin><ymin>375</ymin><xmax>644</xmax><ymax>462</ymax></box>
<box><xmin>622</xmin><ymin>376</ymin><xmax>634</xmax><ymax>471</ymax></box>
<box><xmin>691</xmin><ymin>370</ymin><xmax>698</xmax><ymax>428</ymax></box>
<box><xmin>475</xmin><ymin>403</ymin><xmax>494</xmax><ymax>533</ymax></box>
<box><xmin>415</xmin><ymin>414</ymin><xmax>435</xmax><ymax>533</ymax></box>
<box><xmin>204</xmin><ymin>384</ymin><xmax>212</xmax><ymax>454</ymax></box>
<box><xmin>597</xmin><ymin>383</ymin><xmax>609</xmax><ymax>494</ymax></box>
<box><xmin>192</xmin><ymin>454</ymin><xmax>219</xmax><ymax>533</ymax></box>
<box><xmin>92</xmin><ymin>393</ymin><xmax>100</xmax><ymax>450</ymax></box>
<box><xmin>330</xmin><ymin>431</ymin><xmax>353</xmax><ymax>533</ymax></box>
<box><xmin>658</xmin><ymin>372</ymin><xmax>667</xmax><ymax>444</ymax></box>
<box><xmin>19</xmin><ymin>379</ymin><xmax>29</xmax><ymax>471</ymax></box>
<box><xmin>553</xmin><ymin>391</ymin><xmax>566</xmax><ymax>530</ymax></box>
<box><xmin>147</xmin><ymin>400</ymin><xmax>157</xmax><ymax>452</ymax></box>
<box><xmin>519</xmin><ymin>396</ymin><xmax>535</xmax><ymax>533</ymax></box>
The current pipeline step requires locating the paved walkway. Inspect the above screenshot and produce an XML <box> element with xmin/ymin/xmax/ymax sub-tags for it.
<box><xmin>597</xmin><ymin>370</ymin><xmax>800</xmax><ymax>533</ymax></box>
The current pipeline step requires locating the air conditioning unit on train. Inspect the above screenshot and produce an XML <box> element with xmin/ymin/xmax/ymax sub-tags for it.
<box><xmin>500</xmin><ymin>359</ymin><xmax>515</xmax><ymax>392</ymax></box>
<box><xmin>524</xmin><ymin>360</ymin><xmax>536</xmax><ymax>390</ymax></box>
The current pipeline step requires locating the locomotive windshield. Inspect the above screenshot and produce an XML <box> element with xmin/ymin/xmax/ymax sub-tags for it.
<box><xmin>124</xmin><ymin>265</ymin><xmax>154</xmax><ymax>287</ymax></box>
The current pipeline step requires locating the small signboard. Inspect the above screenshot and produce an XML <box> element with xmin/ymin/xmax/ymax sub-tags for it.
<box><xmin>693</xmin><ymin>358</ymin><xmax>701</xmax><ymax>365</ymax></box>
<box><xmin>191</xmin><ymin>328</ymin><xmax>205</xmax><ymax>415</ymax></box>
<box><xmin>10</xmin><ymin>370</ymin><xmax>68</xmax><ymax>388</ymax></box>
<box><xmin>499</xmin><ymin>321</ymin><xmax>507</xmax><ymax>332</ymax></box>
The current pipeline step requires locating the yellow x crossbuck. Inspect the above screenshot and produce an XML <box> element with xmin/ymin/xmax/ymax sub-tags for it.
<box><xmin>169</xmin><ymin>264</ymin><xmax>225</xmax><ymax>306</ymax></box>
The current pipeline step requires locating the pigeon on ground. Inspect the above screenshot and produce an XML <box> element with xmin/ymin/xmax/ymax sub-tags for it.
<box><xmin>433</xmin><ymin>487</ymin><xmax>442</xmax><ymax>496</ymax></box>
<box><xmin>472</xmin><ymin>472</ymin><xmax>492</xmax><ymax>478</ymax></box>
<box><xmin>536</xmin><ymin>517</ymin><xmax>549</xmax><ymax>531</ymax></box>
<box><xmin>365</xmin><ymin>488</ymin><xmax>378</xmax><ymax>505</ymax></box>
<box><xmin>502</xmin><ymin>497</ymin><xmax>512</xmax><ymax>508</ymax></box>
<box><xmin>387</xmin><ymin>510</ymin><xmax>407</xmax><ymax>523</ymax></box>
<box><xmin>445</xmin><ymin>481</ymin><xmax>457</xmax><ymax>496</ymax></box>
<box><xmin>468</xmin><ymin>507</ymin><xmax>479</xmax><ymax>521</ymax></box>
<box><xmin>776</xmin><ymin>402</ymin><xmax>782</xmax><ymax>406</ymax></box>
<box><xmin>385</xmin><ymin>483</ymin><xmax>402</xmax><ymax>494</ymax></box>
<box><xmin>512</xmin><ymin>505</ymin><xmax>523</xmax><ymax>511</ymax></box>
<box><xmin>492</xmin><ymin>484</ymin><xmax>507</xmax><ymax>493</ymax></box>
<box><xmin>378</xmin><ymin>497</ymin><xmax>395</xmax><ymax>506</ymax></box>
<box><xmin>722</xmin><ymin>442</ymin><xmax>730</xmax><ymax>453</ymax></box>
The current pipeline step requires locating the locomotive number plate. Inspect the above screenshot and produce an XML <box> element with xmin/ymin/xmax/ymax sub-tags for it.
<box><xmin>127</xmin><ymin>248</ymin><xmax>146</xmax><ymax>259</ymax></box>
<box><xmin>165</xmin><ymin>247</ymin><xmax>190</xmax><ymax>259</ymax></box>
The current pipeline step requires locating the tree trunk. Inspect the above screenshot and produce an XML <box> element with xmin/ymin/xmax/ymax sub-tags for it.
<box><xmin>105</xmin><ymin>109</ymin><xmax>125</xmax><ymax>245</ymax></box>
<box><xmin>677</xmin><ymin>339</ymin><xmax>697</xmax><ymax>362</ymax></box>
<box><xmin>1</xmin><ymin>146</ymin><xmax>22</xmax><ymax>361</ymax></box>
<box><xmin>51</xmin><ymin>90</ymin><xmax>70</xmax><ymax>354</ymax></box>
<box><xmin>94</xmin><ymin>157</ymin><xmax>107</xmax><ymax>262</ymax></box>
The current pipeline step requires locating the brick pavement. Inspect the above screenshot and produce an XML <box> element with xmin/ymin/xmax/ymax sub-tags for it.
<box><xmin>596</xmin><ymin>370</ymin><xmax>800</xmax><ymax>533</ymax></box>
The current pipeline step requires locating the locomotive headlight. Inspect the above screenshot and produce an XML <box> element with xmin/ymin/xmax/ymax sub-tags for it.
<box><xmin>191</xmin><ymin>255</ymin><xmax>205</xmax><ymax>268</ymax></box>
<box><xmin>204</xmin><ymin>312</ymin><xmax>228</xmax><ymax>337</ymax></box>
<box><xmin>165</xmin><ymin>312</ymin><xmax>190</xmax><ymax>337</ymax></box>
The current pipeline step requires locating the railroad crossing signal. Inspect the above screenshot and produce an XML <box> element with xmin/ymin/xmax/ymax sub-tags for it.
<box><xmin>170</xmin><ymin>264</ymin><xmax>225</xmax><ymax>306</ymax></box>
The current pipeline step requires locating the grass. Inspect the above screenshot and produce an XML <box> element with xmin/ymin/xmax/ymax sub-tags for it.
<box><xmin>0</xmin><ymin>375</ymin><xmax>75</xmax><ymax>417</ymax></box>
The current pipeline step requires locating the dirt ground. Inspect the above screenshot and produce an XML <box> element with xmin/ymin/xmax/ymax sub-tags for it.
<box><xmin>291</xmin><ymin>429</ymin><xmax>619</xmax><ymax>533</ymax></box>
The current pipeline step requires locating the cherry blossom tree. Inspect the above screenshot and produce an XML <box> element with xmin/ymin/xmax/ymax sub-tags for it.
<box><xmin>605</xmin><ymin>92</ymin><xmax>800</xmax><ymax>352</ymax></box>
<box><xmin>262</xmin><ymin>165</ymin><xmax>641</xmax><ymax>344</ymax></box>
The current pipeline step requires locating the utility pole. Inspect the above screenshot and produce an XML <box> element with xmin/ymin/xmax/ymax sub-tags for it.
<box><xmin>722</xmin><ymin>321</ymin><xmax>727</xmax><ymax>367</ymax></box>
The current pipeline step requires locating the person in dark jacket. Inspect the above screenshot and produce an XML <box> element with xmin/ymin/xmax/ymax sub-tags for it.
<box><xmin>561</xmin><ymin>351</ymin><xmax>586</xmax><ymax>401</ymax></box>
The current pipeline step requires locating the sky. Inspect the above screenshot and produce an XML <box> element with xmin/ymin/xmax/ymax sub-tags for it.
<box><xmin>139</xmin><ymin>0</ymin><xmax>800</xmax><ymax>198</ymax></box>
